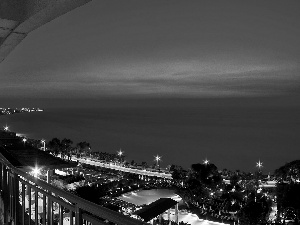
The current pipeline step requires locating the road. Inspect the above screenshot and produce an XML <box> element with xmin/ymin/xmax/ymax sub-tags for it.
<box><xmin>72</xmin><ymin>157</ymin><xmax>173</xmax><ymax>179</ymax></box>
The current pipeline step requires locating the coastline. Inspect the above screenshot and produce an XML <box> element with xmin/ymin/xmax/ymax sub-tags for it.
<box><xmin>1</xmin><ymin>102</ymin><xmax>299</xmax><ymax>173</ymax></box>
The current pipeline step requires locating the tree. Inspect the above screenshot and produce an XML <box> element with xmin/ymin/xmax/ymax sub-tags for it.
<box><xmin>185</xmin><ymin>178</ymin><xmax>208</xmax><ymax>200</ymax></box>
<box><xmin>48</xmin><ymin>138</ymin><xmax>61</xmax><ymax>157</ymax></box>
<box><xmin>76</xmin><ymin>141</ymin><xmax>91</xmax><ymax>157</ymax></box>
<box><xmin>130</xmin><ymin>160</ymin><xmax>136</xmax><ymax>167</ymax></box>
<box><xmin>190</xmin><ymin>163</ymin><xmax>222</xmax><ymax>188</ymax></box>
<box><xmin>68</xmin><ymin>147</ymin><xmax>77</xmax><ymax>161</ymax></box>
<box><xmin>276</xmin><ymin>183</ymin><xmax>300</xmax><ymax>217</ymax></box>
<box><xmin>274</xmin><ymin>160</ymin><xmax>300</xmax><ymax>183</ymax></box>
<box><xmin>237</xmin><ymin>197</ymin><xmax>271</xmax><ymax>225</ymax></box>
<box><xmin>170</xmin><ymin>165</ymin><xmax>187</xmax><ymax>184</ymax></box>
<box><xmin>230</xmin><ymin>174</ymin><xmax>241</xmax><ymax>187</ymax></box>
<box><xmin>275</xmin><ymin>160</ymin><xmax>300</xmax><ymax>219</ymax></box>
<box><xmin>61</xmin><ymin>138</ymin><xmax>73</xmax><ymax>160</ymax></box>
<box><xmin>141</xmin><ymin>161</ymin><xmax>148</xmax><ymax>169</ymax></box>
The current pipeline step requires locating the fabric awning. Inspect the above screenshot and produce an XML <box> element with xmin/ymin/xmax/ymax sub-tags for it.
<box><xmin>134</xmin><ymin>198</ymin><xmax>178</xmax><ymax>222</ymax></box>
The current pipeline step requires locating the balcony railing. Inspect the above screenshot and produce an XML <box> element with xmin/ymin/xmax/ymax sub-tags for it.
<box><xmin>0</xmin><ymin>153</ymin><xmax>147</xmax><ymax>225</ymax></box>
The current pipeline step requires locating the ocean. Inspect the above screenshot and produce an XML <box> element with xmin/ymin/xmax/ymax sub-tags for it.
<box><xmin>1</xmin><ymin>97</ymin><xmax>300</xmax><ymax>173</ymax></box>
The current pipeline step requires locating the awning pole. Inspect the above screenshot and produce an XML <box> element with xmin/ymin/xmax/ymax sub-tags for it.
<box><xmin>175</xmin><ymin>203</ymin><xmax>179</xmax><ymax>225</ymax></box>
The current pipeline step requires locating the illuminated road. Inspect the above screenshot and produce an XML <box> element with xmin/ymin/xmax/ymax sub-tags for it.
<box><xmin>72</xmin><ymin>157</ymin><xmax>173</xmax><ymax>179</ymax></box>
<box><xmin>71</xmin><ymin>157</ymin><xmax>276</xmax><ymax>186</ymax></box>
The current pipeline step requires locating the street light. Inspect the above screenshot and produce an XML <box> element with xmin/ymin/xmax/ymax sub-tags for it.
<box><xmin>117</xmin><ymin>149</ymin><xmax>124</xmax><ymax>164</ymax></box>
<box><xmin>203</xmin><ymin>158</ymin><xmax>210</xmax><ymax>165</ymax></box>
<box><xmin>117</xmin><ymin>149</ymin><xmax>123</xmax><ymax>157</ymax></box>
<box><xmin>3</xmin><ymin>125</ymin><xmax>9</xmax><ymax>131</ymax></box>
<box><xmin>256</xmin><ymin>160</ymin><xmax>263</xmax><ymax>171</ymax></box>
<box><xmin>41</xmin><ymin>139</ymin><xmax>46</xmax><ymax>151</ymax></box>
<box><xmin>32</xmin><ymin>165</ymin><xmax>40</xmax><ymax>178</ymax></box>
<box><xmin>155</xmin><ymin>155</ymin><xmax>161</xmax><ymax>168</ymax></box>
<box><xmin>255</xmin><ymin>159</ymin><xmax>263</xmax><ymax>202</ymax></box>
<box><xmin>22</xmin><ymin>137</ymin><xmax>27</xmax><ymax>146</ymax></box>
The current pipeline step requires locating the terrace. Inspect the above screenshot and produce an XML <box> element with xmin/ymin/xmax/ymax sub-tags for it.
<box><xmin>0</xmin><ymin>148</ymin><xmax>147</xmax><ymax>225</ymax></box>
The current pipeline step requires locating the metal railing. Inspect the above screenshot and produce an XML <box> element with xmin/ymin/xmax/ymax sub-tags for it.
<box><xmin>0</xmin><ymin>153</ymin><xmax>147</xmax><ymax>225</ymax></box>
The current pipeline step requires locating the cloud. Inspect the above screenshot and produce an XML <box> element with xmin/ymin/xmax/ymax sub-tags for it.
<box><xmin>75</xmin><ymin>59</ymin><xmax>299</xmax><ymax>97</ymax></box>
<box><xmin>1</xmin><ymin>58</ymin><xmax>299</xmax><ymax>99</ymax></box>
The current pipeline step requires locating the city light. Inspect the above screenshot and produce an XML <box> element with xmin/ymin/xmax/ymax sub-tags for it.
<box><xmin>22</xmin><ymin>137</ymin><xmax>27</xmax><ymax>144</ymax></box>
<box><xmin>155</xmin><ymin>155</ymin><xmax>161</xmax><ymax>163</ymax></box>
<box><xmin>203</xmin><ymin>158</ymin><xmax>209</xmax><ymax>165</ymax></box>
<box><xmin>256</xmin><ymin>160</ymin><xmax>263</xmax><ymax>170</ymax></box>
<box><xmin>3</xmin><ymin>125</ymin><xmax>9</xmax><ymax>131</ymax></box>
<box><xmin>32</xmin><ymin>166</ymin><xmax>40</xmax><ymax>177</ymax></box>
<box><xmin>117</xmin><ymin>149</ymin><xmax>123</xmax><ymax>157</ymax></box>
<box><xmin>41</xmin><ymin>139</ymin><xmax>46</xmax><ymax>151</ymax></box>
<box><xmin>154</xmin><ymin>155</ymin><xmax>161</xmax><ymax>168</ymax></box>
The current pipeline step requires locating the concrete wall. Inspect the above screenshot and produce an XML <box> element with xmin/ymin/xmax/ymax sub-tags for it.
<box><xmin>0</xmin><ymin>0</ymin><xmax>92</xmax><ymax>62</ymax></box>
<box><xmin>0</xmin><ymin>195</ymin><xmax>4</xmax><ymax>224</ymax></box>
<box><xmin>0</xmin><ymin>0</ymin><xmax>27</xmax><ymax>21</ymax></box>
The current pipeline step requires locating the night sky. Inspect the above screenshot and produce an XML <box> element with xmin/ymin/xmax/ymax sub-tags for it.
<box><xmin>1</xmin><ymin>0</ymin><xmax>300</xmax><ymax>100</ymax></box>
<box><xmin>1</xmin><ymin>1</ymin><xmax>300</xmax><ymax>171</ymax></box>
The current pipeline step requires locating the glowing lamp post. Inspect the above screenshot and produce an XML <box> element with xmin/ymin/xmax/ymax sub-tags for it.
<box><xmin>41</xmin><ymin>139</ymin><xmax>46</xmax><ymax>151</ymax></box>
<box><xmin>32</xmin><ymin>166</ymin><xmax>40</xmax><ymax>178</ymax></box>
<box><xmin>3</xmin><ymin>125</ymin><xmax>9</xmax><ymax>132</ymax></box>
<box><xmin>88</xmin><ymin>147</ymin><xmax>91</xmax><ymax>157</ymax></box>
<box><xmin>117</xmin><ymin>149</ymin><xmax>124</xmax><ymax>164</ymax></box>
<box><xmin>256</xmin><ymin>160</ymin><xmax>263</xmax><ymax>172</ymax></box>
<box><xmin>255</xmin><ymin>159</ymin><xmax>263</xmax><ymax>202</ymax></box>
<box><xmin>22</xmin><ymin>137</ymin><xmax>27</xmax><ymax>146</ymax></box>
<box><xmin>155</xmin><ymin>155</ymin><xmax>161</xmax><ymax>169</ymax></box>
<box><xmin>203</xmin><ymin>158</ymin><xmax>210</xmax><ymax>165</ymax></box>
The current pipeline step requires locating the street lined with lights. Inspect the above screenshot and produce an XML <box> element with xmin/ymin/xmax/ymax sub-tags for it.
<box><xmin>73</xmin><ymin>157</ymin><xmax>173</xmax><ymax>179</ymax></box>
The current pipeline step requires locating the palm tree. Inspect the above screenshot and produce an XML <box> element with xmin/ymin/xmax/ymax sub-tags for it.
<box><xmin>61</xmin><ymin>138</ymin><xmax>73</xmax><ymax>160</ymax></box>
<box><xmin>76</xmin><ymin>141</ymin><xmax>91</xmax><ymax>158</ymax></box>
<box><xmin>141</xmin><ymin>161</ymin><xmax>148</xmax><ymax>169</ymax></box>
<box><xmin>68</xmin><ymin>146</ymin><xmax>77</xmax><ymax>161</ymax></box>
<box><xmin>48</xmin><ymin>138</ymin><xmax>61</xmax><ymax>157</ymax></box>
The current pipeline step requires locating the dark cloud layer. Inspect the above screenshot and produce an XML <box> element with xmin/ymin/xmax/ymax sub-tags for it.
<box><xmin>0</xmin><ymin>0</ymin><xmax>300</xmax><ymax>99</ymax></box>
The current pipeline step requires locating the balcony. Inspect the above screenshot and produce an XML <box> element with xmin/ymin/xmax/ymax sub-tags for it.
<box><xmin>0</xmin><ymin>150</ymin><xmax>147</xmax><ymax>225</ymax></box>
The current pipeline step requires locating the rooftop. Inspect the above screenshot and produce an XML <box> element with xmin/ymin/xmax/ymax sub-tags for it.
<box><xmin>0</xmin><ymin>146</ymin><xmax>77</xmax><ymax>170</ymax></box>
<box><xmin>134</xmin><ymin>198</ymin><xmax>178</xmax><ymax>222</ymax></box>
